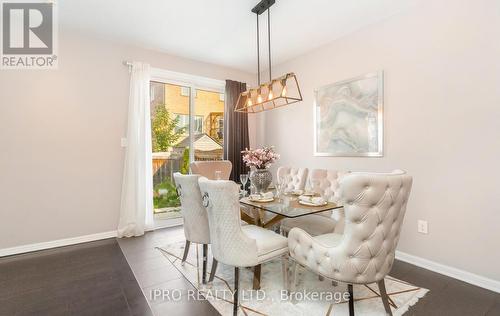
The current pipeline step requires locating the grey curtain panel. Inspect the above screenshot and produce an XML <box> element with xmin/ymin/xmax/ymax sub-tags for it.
<box><xmin>224</xmin><ymin>80</ymin><xmax>249</xmax><ymax>182</ymax></box>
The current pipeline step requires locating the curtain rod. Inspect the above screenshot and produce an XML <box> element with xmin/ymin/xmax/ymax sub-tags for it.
<box><xmin>123</xmin><ymin>61</ymin><xmax>132</xmax><ymax>73</ymax></box>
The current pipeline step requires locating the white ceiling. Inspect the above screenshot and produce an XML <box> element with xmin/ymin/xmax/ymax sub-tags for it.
<box><xmin>59</xmin><ymin>0</ymin><xmax>419</xmax><ymax>73</ymax></box>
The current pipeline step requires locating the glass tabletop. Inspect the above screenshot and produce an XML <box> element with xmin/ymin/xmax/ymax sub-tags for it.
<box><xmin>240</xmin><ymin>196</ymin><xmax>343</xmax><ymax>218</ymax></box>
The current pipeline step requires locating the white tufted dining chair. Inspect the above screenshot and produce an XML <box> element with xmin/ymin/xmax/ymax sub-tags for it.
<box><xmin>288</xmin><ymin>171</ymin><xmax>413</xmax><ymax>316</ymax></box>
<box><xmin>280</xmin><ymin>169</ymin><xmax>350</xmax><ymax>236</ymax></box>
<box><xmin>277</xmin><ymin>166</ymin><xmax>308</xmax><ymax>192</ymax></box>
<box><xmin>190</xmin><ymin>160</ymin><xmax>232</xmax><ymax>180</ymax></box>
<box><xmin>198</xmin><ymin>178</ymin><xmax>289</xmax><ymax>316</ymax></box>
<box><xmin>173</xmin><ymin>173</ymin><xmax>217</xmax><ymax>284</ymax></box>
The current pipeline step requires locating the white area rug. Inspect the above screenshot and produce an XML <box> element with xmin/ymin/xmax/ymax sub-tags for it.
<box><xmin>158</xmin><ymin>241</ymin><xmax>428</xmax><ymax>316</ymax></box>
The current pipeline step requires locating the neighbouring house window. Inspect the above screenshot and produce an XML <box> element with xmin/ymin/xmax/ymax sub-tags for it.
<box><xmin>175</xmin><ymin>114</ymin><xmax>203</xmax><ymax>134</ymax></box>
<box><xmin>180</xmin><ymin>86</ymin><xmax>190</xmax><ymax>97</ymax></box>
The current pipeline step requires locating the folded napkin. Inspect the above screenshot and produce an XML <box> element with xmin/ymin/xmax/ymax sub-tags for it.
<box><xmin>298</xmin><ymin>195</ymin><xmax>326</xmax><ymax>205</ymax></box>
<box><xmin>261</xmin><ymin>192</ymin><xmax>274</xmax><ymax>199</ymax></box>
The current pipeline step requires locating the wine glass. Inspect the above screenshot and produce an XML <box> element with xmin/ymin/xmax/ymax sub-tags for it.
<box><xmin>249</xmin><ymin>183</ymin><xmax>256</xmax><ymax>195</ymax></box>
<box><xmin>275</xmin><ymin>176</ymin><xmax>285</xmax><ymax>200</ymax></box>
<box><xmin>285</xmin><ymin>175</ymin><xmax>293</xmax><ymax>195</ymax></box>
<box><xmin>240</xmin><ymin>173</ymin><xmax>249</xmax><ymax>195</ymax></box>
<box><xmin>306</xmin><ymin>176</ymin><xmax>312</xmax><ymax>193</ymax></box>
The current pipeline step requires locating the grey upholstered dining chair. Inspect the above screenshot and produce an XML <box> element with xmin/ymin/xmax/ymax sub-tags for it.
<box><xmin>173</xmin><ymin>172</ymin><xmax>216</xmax><ymax>284</ymax></box>
<box><xmin>199</xmin><ymin>178</ymin><xmax>289</xmax><ymax>316</ymax></box>
<box><xmin>288</xmin><ymin>171</ymin><xmax>413</xmax><ymax>316</ymax></box>
<box><xmin>280</xmin><ymin>169</ymin><xmax>349</xmax><ymax>236</ymax></box>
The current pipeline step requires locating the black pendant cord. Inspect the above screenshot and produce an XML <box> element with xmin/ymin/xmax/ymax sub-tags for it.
<box><xmin>252</xmin><ymin>0</ymin><xmax>275</xmax><ymax>86</ymax></box>
<box><xmin>256</xmin><ymin>14</ymin><xmax>261</xmax><ymax>86</ymax></box>
<box><xmin>267</xmin><ymin>8</ymin><xmax>272</xmax><ymax>81</ymax></box>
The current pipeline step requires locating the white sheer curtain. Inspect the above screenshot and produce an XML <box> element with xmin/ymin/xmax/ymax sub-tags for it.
<box><xmin>118</xmin><ymin>62</ymin><xmax>155</xmax><ymax>237</ymax></box>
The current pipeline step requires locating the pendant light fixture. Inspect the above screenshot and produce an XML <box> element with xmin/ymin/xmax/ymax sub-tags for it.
<box><xmin>234</xmin><ymin>0</ymin><xmax>302</xmax><ymax>113</ymax></box>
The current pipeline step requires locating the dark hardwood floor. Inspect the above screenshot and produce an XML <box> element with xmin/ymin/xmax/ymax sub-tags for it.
<box><xmin>386</xmin><ymin>260</ymin><xmax>500</xmax><ymax>315</ymax></box>
<box><xmin>0</xmin><ymin>239</ymin><xmax>151</xmax><ymax>316</ymax></box>
<box><xmin>1</xmin><ymin>227</ymin><xmax>499</xmax><ymax>316</ymax></box>
<box><xmin>118</xmin><ymin>226</ymin><xmax>500</xmax><ymax>316</ymax></box>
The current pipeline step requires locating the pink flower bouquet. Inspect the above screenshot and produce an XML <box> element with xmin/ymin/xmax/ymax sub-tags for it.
<box><xmin>241</xmin><ymin>146</ymin><xmax>280</xmax><ymax>169</ymax></box>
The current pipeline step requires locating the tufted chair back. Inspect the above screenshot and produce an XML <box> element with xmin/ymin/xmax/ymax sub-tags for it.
<box><xmin>198</xmin><ymin>178</ymin><xmax>259</xmax><ymax>267</ymax></box>
<box><xmin>306</xmin><ymin>169</ymin><xmax>350</xmax><ymax>223</ymax></box>
<box><xmin>173</xmin><ymin>173</ymin><xmax>210</xmax><ymax>244</ymax></box>
<box><xmin>277</xmin><ymin>167</ymin><xmax>308</xmax><ymax>191</ymax></box>
<box><xmin>190</xmin><ymin>160</ymin><xmax>232</xmax><ymax>180</ymax></box>
<box><xmin>309</xmin><ymin>169</ymin><xmax>350</xmax><ymax>203</ymax></box>
<box><xmin>289</xmin><ymin>170</ymin><xmax>412</xmax><ymax>284</ymax></box>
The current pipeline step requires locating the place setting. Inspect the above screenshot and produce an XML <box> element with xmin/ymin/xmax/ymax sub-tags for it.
<box><xmin>248</xmin><ymin>191</ymin><xmax>275</xmax><ymax>203</ymax></box>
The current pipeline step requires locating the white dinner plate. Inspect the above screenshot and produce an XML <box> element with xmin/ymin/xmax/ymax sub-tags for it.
<box><xmin>249</xmin><ymin>197</ymin><xmax>274</xmax><ymax>203</ymax></box>
<box><xmin>299</xmin><ymin>200</ymin><xmax>328</xmax><ymax>207</ymax></box>
<box><xmin>301</xmin><ymin>192</ymin><xmax>315</xmax><ymax>196</ymax></box>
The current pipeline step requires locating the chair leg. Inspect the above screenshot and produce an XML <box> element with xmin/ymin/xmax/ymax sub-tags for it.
<box><xmin>289</xmin><ymin>260</ymin><xmax>296</xmax><ymax>291</ymax></box>
<box><xmin>208</xmin><ymin>258</ymin><xmax>218</xmax><ymax>283</ymax></box>
<box><xmin>318</xmin><ymin>275</ymin><xmax>324</xmax><ymax>281</ymax></box>
<box><xmin>252</xmin><ymin>264</ymin><xmax>261</xmax><ymax>290</ymax></box>
<box><xmin>181</xmin><ymin>240</ymin><xmax>190</xmax><ymax>265</ymax></box>
<box><xmin>281</xmin><ymin>255</ymin><xmax>289</xmax><ymax>294</ymax></box>
<box><xmin>377</xmin><ymin>279</ymin><xmax>393</xmax><ymax>316</ymax></box>
<box><xmin>332</xmin><ymin>280</ymin><xmax>338</xmax><ymax>287</ymax></box>
<box><xmin>202</xmin><ymin>244</ymin><xmax>208</xmax><ymax>284</ymax></box>
<box><xmin>233</xmin><ymin>267</ymin><xmax>239</xmax><ymax>316</ymax></box>
<box><xmin>292</xmin><ymin>261</ymin><xmax>299</xmax><ymax>291</ymax></box>
<box><xmin>348</xmin><ymin>284</ymin><xmax>355</xmax><ymax>316</ymax></box>
<box><xmin>279</xmin><ymin>227</ymin><xmax>289</xmax><ymax>237</ymax></box>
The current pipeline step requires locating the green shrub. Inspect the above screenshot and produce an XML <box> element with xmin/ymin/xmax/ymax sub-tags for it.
<box><xmin>180</xmin><ymin>147</ymin><xmax>190</xmax><ymax>174</ymax></box>
<box><xmin>153</xmin><ymin>178</ymin><xmax>180</xmax><ymax>209</ymax></box>
<box><xmin>152</xmin><ymin>106</ymin><xmax>185</xmax><ymax>152</ymax></box>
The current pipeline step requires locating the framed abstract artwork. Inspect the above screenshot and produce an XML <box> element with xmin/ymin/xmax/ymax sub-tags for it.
<box><xmin>313</xmin><ymin>71</ymin><xmax>384</xmax><ymax>157</ymax></box>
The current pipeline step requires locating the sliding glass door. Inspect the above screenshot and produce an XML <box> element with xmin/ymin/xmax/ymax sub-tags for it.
<box><xmin>149</xmin><ymin>74</ymin><xmax>225</xmax><ymax>225</ymax></box>
<box><xmin>150</xmin><ymin>82</ymin><xmax>191</xmax><ymax>220</ymax></box>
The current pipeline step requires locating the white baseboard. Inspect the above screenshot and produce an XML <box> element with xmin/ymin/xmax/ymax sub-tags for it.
<box><xmin>396</xmin><ymin>250</ymin><xmax>500</xmax><ymax>294</ymax></box>
<box><xmin>154</xmin><ymin>217</ymin><xmax>183</xmax><ymax>230</ymax></box>
<box><xmin>0</xmin><ymin>231</ymin><xmax>117</xmax><ymax>257</ymax></box>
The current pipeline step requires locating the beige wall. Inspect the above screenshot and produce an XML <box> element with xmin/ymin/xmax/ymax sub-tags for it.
<box><xmin>258</xmin><ymin>0</ymin><xmax>500</xmax><ymax>281</ymax></box>
<box><xmin>0</xmin><ymin>30</ymin><xmax>254</xmax><ymax>249</ymax></box>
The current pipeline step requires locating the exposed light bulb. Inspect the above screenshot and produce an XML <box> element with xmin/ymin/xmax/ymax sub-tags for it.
<box><xmin>281</xmin><ymin>86</ymin><xmax>287</xmax><ymax>97</ymax></box>
<box><xmin>257</xmin><ymin>94</ymin><xmax>263</xmax><ymax>103</ymax></box>
<box><xmin>247</xmin><ymin>99</ymin><xmax>252</xmax><ymax>107</ymax></box>
<box><xmin>268</xmin><ymin>90</ymin><xmax>274</xmax><ymax>100</ymax></box>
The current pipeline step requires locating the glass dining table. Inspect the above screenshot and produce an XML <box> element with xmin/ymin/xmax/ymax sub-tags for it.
<box><xmin>239</xmin><ymin>195</ymin><xmax>343</xmax><ymax>228</ymax></box>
